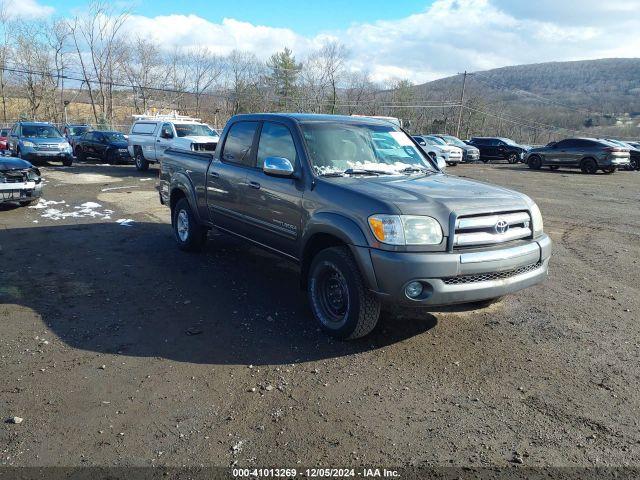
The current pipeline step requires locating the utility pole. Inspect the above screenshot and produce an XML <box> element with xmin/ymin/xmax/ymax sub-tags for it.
<box><xmin>455</xmin><ymin>71</ymin><xmax>467</xmax><ymax>138</ymax></box>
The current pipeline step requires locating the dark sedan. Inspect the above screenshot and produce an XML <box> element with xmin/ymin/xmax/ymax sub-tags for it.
<box><xmin>74</xmin><ymin>131</ymin><xmax>131</xmax><ymax>164</ymax></box>
<box><xmin>525</xmin><ymin>138</ymin><xmax>630</xmax><ymax>174</ymax></box>
<box><xmin>467</xmin><ymin>137</ymin><xmax>528</xmax><ymax>163</ymax></box>
<box><xmin>0</xmin><ymin>156</ymin><xmax>42</xmax><ymax>206</ymax></box>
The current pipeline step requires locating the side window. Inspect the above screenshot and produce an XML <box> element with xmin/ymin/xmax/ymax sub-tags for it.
<box><xmin>221</xmin><ymin>121</ymin><xmax>259</xmax><ymax>167</ymax></box>
<box><xmin>256</xmin><ymin>122</ymin><xmax>297</xmax><ymax>169</ymax></box>
<box><xmin>160</xmin><ymin>123</ymin><xmax>173</xmax><ymax>139</ymax></box>
<box><xmin>557</xmin><ymin>139</ymin><xmax>577</xmax><ymax>148</ymax></box>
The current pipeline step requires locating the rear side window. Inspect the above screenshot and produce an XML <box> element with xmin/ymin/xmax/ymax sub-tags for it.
<box><xmin>221</xmin><ymin>122</ymin><xmax>259</xmax><ymax>167</ymax></box>
<box><xmin>256</xmin><ymin>122</ymin><xmax>297</xmax><ymax>169</ymax></box>
<box><xmin>131</xmin><ymin>122</ymin><xmax>157</xmax><ymax>135</ymax></box>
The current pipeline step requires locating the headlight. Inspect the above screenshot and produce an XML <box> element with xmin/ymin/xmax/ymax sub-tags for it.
<box><xmin>22</xmin><ymin>141</ymin><xmax>35</xmax><ymax>148</ymax></box>
<box><xmin>530</xmin><ymin>203</ymin><xmax>544</xmax><ymax>236</ymax></box>
<box><xmin>368</xmin><ymin>214</ymin><xmax>443</xmax><ymax>245</ymax></box>
<box><xmin>27</xmin><ymin>168</ymin><xmax>41</xmax><ymax>181</ymax></box>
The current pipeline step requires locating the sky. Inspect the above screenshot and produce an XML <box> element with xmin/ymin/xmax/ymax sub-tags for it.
<box><xmin>6</xmin><ymin>0</ymin><xmax>640</xmax><ymax>83</ymax></box>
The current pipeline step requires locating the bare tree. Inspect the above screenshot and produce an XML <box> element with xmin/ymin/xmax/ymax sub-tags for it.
<box><xmin>184</xmin><ymin>47</ymin><xmax>223</xmax><ymax>117</ymax></box>
<box><xmin>224</xmin><ymin>50</ymin><xmax>265</xmax><ymax>115</ymax></box>
<box><xmin>68</xmin><ymin>0</ymin><xmax>129</xmax><ymax>125</ymax></box>
<box><xmin>122</xmin><ymin>37</ymin><xmax>165</xmax><ymax>114</ymax></box>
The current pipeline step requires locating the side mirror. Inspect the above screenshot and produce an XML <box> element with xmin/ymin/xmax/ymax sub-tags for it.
<box><xmin>263</xmin><ymin>156</ymin><xmax>294</xmax><ymax>177</ymax></box>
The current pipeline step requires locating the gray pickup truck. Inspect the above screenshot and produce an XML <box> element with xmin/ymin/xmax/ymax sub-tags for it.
<box><xmin>159</xmin><ymin>114</ymin><xmax>551</xmax><ymax>339</ymax></box>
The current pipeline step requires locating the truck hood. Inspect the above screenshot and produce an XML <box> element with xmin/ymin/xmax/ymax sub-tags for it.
<box><xmin>334</xmin><ymin>173</ymin><xmax>530</xmax><ymax>218</ymax></box>
<box><xmin>0</xmin><ymin>157</ymin><xmax>34</xmax><ymax>171</ymax></box>
<box><xmin>26</xmin><ymin>137</ymin><xmax>68</xmax><ymax>145</ymax></box>
<box><xmin>179</xmin><ymin>135</ymin><xmax>219</xmax><ymax>144</ymax></box>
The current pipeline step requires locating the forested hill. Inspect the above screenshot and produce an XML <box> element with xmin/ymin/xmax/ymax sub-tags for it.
<box><xmin>409</xmin><ymin>58</ymin><xmax>640</xmax><ymax>139</ymax></box>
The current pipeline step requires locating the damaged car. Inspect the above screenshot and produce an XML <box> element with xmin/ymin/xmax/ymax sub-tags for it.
<box><xmin>0</xmin><ymin>156</ymin><xmax>43</xmax><ymax>206</ymax></box>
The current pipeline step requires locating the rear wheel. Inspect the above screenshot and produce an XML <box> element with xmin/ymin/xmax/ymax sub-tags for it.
<box><xmin>135</xmin><ymin>148</ymin><xmax>149</xmax><ymax>171</ymax></box>
<box><xmin>507</xmin><ymin>153</ymin><xmax>518</xmax><ymax>164</ymax></box>
<box><xmin>172</xmin><ymin>197</ymin><xmax>207</xmax><ymax>252</ymax></box>
<box><xmin>527</xmin><ymin>155</ymin><xmax>542</xmax><ymax>170</ymax></box>
<box><xmin>580</xmin><ymin>158</ymin><xmax>598</xmax><ymax>174</ymax></box>
<box><xmin>308</xmin><ymin>246</ymin><xmax>381</xmax><ymax>340</ymax></box>
<box><xmin>631</xmin><ymin>157</ymin><xmax>640</xmax><ymax>170</ymax></box>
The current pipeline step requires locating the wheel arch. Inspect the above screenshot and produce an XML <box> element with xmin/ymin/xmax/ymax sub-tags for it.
<box><xmin>169</xmin><ymin>175</ymin><xmax>201</xmax><ymax>223</ymax></box>
<box><xmin>299</xmin><ymin>213</ymin><xmax>378</xmax><ymax>292</ymax></box>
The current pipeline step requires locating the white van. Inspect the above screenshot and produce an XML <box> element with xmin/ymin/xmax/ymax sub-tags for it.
<box><xmin>127</xmin><ymin>112</ymin><xmax>220</xmax><ymax>171</ymax></box>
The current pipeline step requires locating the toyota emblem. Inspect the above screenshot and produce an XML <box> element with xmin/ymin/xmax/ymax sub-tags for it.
<box><xmin>495</xmin><ymin>219</ymin><xmax>509</xmax><ymax>234</ymax></box>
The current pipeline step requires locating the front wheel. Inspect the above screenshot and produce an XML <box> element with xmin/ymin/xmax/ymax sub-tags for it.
<box><xmin>135</xmin><ymin>148</ymin><xmax>149</xmax><ymax>172</ymax></box>
<box><xmin>106</xmin><ymin>150</ymin><xmax>118</xmax><ymax>165</ymax></box>
<box><xmin>602</xmin><ymin>166</ymin><xmax>616</xmax><ymax>174</ymax></box>
<box><xmin>481</xmin><ymin>158</ymin><xmax>489</xmax><ymax>164</ymax></box>
<box><xmin>308</xmin><ymin>246</ymin><xmax>381</xmax><ymax>340</ymax></box>
<box><xmin>528</xmin><ymin>155</ymin><xmax>542</xmax><ymax>170</ymax></box>
<box><xmin>172</xmin><ymin>198</ymin><xmax>207</xmax><ymax>252</ymax></box>
<box><xmin>62</xmin><ymin>156</ymin><xmax>73</xmax><ymax>167</ymax></box>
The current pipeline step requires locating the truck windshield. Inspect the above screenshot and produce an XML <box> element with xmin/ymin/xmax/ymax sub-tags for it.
<box><xmin>22</xmin><ymin>125</ymin><xmax>63</xmax><ymax>138</ymax></box>
<box><xmin>175</xmin><ymin>124</ymin><xmax>218</xmax><ymax>137</ymax></box>
<box><xmin>301</xmin><ymin>122</ymin><xmax>435</xmax><ymax>176</ymax></box>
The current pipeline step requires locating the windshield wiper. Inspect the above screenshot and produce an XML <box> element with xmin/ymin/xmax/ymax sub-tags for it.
<box><xmin>398</xmin><ymin>166</ymin><xmax>433</xmax><ymax>174</ymax></box>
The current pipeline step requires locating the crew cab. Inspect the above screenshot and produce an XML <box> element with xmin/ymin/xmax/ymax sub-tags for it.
<box><xmin>159</xmin><ymin>114</ymin><xmax>551</xmax><ymax>339</ymax></box>
<box><xmin>128</xmin><ymin>112</ymin><xmax>219</xmax><ymax>171</ymax></box>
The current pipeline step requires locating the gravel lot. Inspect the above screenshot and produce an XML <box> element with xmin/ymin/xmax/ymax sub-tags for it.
<box><xmin>1</xmin><ymin>161</ymin><xmax>638</xmax><ymax>471</ymax></box>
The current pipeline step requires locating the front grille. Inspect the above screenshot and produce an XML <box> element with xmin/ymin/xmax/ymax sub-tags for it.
<box><xmin>442</xmin><ymin>262</ymin><xmax>542</xmax><ymax>285</ymax></box>
<box><xmin>35</xmin><ymin>144</ymin><xmax>62</xmax><ymax>151</ymax></box>
<box><xmin>453</xmin><ymin>211</ymin><xmax>532</xmax><ymax>248</ymax></box>
<box><xmin>192</xmin><ymin>142</ymin><xmax>217</xmax><ymax>152</ymax></box>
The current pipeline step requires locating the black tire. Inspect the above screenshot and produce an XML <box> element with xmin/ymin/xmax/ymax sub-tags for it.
<box><xmin>528</xmin><ymin>155</ymin><xmax>542</xmax><ymax>170</ymax></box>
<box><xmin>549</xmin><ymin>165</ymin><xmax>560</xmax><ymax>170</ymax></box>
<box><xmin>602</xmin><ymin>166</ymin><xmax>616</xmax><ymax>174</ymax></box>
<box><xmin>75</xmin><ymin>147</ymin><xmax>86</xmax><ymax>161</ymax></box>
<box><xmin>308</xmin><ymin>246</ymin><xmax>381</xmax><ymax>340</ymax></box>
<box><xmin>19</xmin><ymin>198</ymin><xmax>38</xmax><ymax>207</ymax></box>
<box><xmin>481</xmin><ymin>158</ymin><xmax>489</xmax><ymax>164</ymax></box>
<box><xmin>62</xmin><ymin>156</ymin><xmax>73</xmax><ymax>167</ymax></box>
<box><xmin>507</xmin><ymin>153</ymin><xmax>518</xmax><ymax>164</ymax></box>
<box><xmin>106</xmin><ymin>149</ymin><xmax>118</xmax><ymax>165</ymax></box>
<box><xmin>134</xmin><ymin>148</ymin><xmax>149</xmax><ymax>172</ymax></box>
<box><xmin>631</xmin><ymin>157</ymin><xmax>640</xmax><ymax>171</ymax></box>
<box><xmin>447</xmin><ymin>162</ymin><xmax>458</xmax><ymax>167</ymax></box>
<box><xmin>172</xmin><ymin>197</ymin><xmax>207</xmax><ymax>252</ymax></box>
<box><xmin>580</xmin><ymin>157</ymin><xmax>598</xmax><ymax>174</ymax></box>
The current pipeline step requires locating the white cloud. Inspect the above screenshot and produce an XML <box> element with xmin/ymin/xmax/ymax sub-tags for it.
<box><xmin>118</xmin><ymin>0</ymin><xmax>640</xmax><ymax>84</ymax></box>
<box><xmin>1</xmin><ymin>0</ymin><xmax>54</xmax><ymax>19</ymax></box>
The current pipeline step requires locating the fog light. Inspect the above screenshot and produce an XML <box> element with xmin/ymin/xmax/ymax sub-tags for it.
<box><xmin>405</xmin><ymin>281</ymin><xmax>423</xmax><ymax>299</ymax></box>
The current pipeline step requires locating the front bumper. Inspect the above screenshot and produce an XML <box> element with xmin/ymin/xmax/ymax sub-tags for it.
<box><xmin>363</xmin><ymin>235</ymin><xmax>552</xmax><ymax>306</ymax></box>
<box><xmin>0</xmin><ymin>180</ymin><xmax>43</xmax><ymax>204</ymax></box>
<box><xmin>22</xmin><ymin>149</ymin><xmax>73</xmax><ymax>162</ymax></box>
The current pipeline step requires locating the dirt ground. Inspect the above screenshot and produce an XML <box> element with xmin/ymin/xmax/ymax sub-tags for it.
<box><xmin>1</xmin><ymin>161</ymin><xmax>639</xmax><ymax>472</ymax></box>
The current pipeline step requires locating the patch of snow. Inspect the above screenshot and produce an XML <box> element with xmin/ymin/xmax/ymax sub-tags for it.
<box><xmin>38</xmin><ymin>201</ymin><xmax>114</xmax><ymax>221</ymax></box>
<box><xmin>28</xmin><ymin>199</ymin><xmax>66</xmax><ymax>209</ymax></box>
<box><xmin>139</xmin><ymin>178</ymin><xmax>154</xmax><ymax>182</ymax></box>
<box><xmin>116</xmin><ymin>219</ymin><xmax>135</xmax><ymax>227</ymax></box>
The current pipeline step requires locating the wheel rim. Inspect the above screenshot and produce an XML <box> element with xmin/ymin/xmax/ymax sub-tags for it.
<box><xmin>584</xmin><ymin>160</ymin><xmax>596</xmax><ymax>174</ymax></box>
<box><xmin>136</xmin><ymin>153</ymin><xmax>143</xmax><ymax>168</ymax></box>
<box><xmin>509</xmin><ymin>154</ymin><xmax>517</xmax><ymax>163</ymax></box>
<box><xmin>317</xmin><ymin>264</ymin><xmax>350</xmax><ymax>326</ymax></box>
<box><xmin>176</xmin><ymin>209</ymin><xmax>189</xmax><ymax>242</ymax></box>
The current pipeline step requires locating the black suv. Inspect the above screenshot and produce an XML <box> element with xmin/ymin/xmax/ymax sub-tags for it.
<box><xmin>467</xmin><ymin>137</ymin><xmax>527</xmax><ymax>163</ymax></box>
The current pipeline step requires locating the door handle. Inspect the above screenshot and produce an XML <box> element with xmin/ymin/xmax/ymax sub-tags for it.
<box><xmin>248</xmin><ymin>181</ymin><xmax>261</xmax><ymax>190</ymax></box>
<box><xmin>156</xmin><ymin>139</ymin><xmax>161</xmax><ymax>143</ymax></box>
<box><xmin>209</xmin><ymin>171</ymin><xmax>220</xmax><ymax>178</ymax></box>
